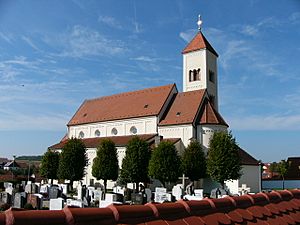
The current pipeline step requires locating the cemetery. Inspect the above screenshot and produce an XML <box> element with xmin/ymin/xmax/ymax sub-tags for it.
<box><xmin>0</xmin><ymin>176</ymin><xmax>257</xmax><ymax>211</ymax></box>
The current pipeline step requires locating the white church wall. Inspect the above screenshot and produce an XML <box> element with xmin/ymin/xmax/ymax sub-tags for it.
<box><xmin>158</xmin><ymin>124</ymin><xmax>194</xmax><ymax>147</ymax></box>
<box><xmin>68</xmin><ymin>116</ymin><xmax>158</xmax><ymax>139</ymax></box>
<box><xmin>239</xmin><ymin>165</ymin><xmax>261</xmax><ymax>193</ymax></box>
<box><xmin>206</xmin><ymin>50</ymin><xmax>218</xmax><ymax>110</ymax></box>
<box><xmin>183</xmin><ymin>50</ymin><xmax>207</xmax><ymax>92</ymax></box>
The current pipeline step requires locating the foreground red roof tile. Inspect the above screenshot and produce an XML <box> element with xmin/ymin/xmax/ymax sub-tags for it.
<box><xmin>67</xmin><ymin>84</ymin><xmax>176</xmax><ymax>126</ymax></box>
<box><xmin>2</xmin><ymin>190</ymin><xmax>300</xmax><ymax>225</ymax></box>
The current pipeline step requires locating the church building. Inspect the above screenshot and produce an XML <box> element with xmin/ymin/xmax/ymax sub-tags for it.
<box><xmin>50</xmin><ymin>17</ymin><xmax>261</xmax><ymax>194</ymax></box>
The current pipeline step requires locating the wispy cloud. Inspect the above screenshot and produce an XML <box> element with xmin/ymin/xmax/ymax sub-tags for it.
<box><xmin>0</xmin><ymin>108</ymin><xmax>69</xmax><ymax>131</ymax></box>
<box><xmin>98</xmin><ymin>15</ymin><xmax>122</xmax><ymax>29</ymax></box>
<box><xmin>179</xmin><ymin>29</ymin><xmax>196</xmax><ymax>42</ymax></box>
<box><xmin>289</xmin><ymin>12</ymin><xmax>300</xmax><ymax>24</ymax></box>
<box><xmin>228</xmin><ymin>114</ymin><xmax>300</xmax><ymax>131</ymax></box>
<box><xmin>21</xmin><ymin>36</ymin><xmax>41</xmax><ymax>51</ymax></box>
<box><xmin>45</xmin><ymin>25</ymin><xmax>127</xmax><ymax>58</ymax></box>
<box><xmin>0</xmin><ymin>32</ymin><xmax>14</xmax><ymax>43</ymax></box>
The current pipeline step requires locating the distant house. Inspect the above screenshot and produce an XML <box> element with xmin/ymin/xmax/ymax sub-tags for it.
<box><xmin>0</xmin><ymin>158</ymin><xmax>9</xmax><ymax>169</ymax></box>
<box><xmin>286</xmin><ymin>157</ymin><xmax>300</xmax><ymax>180</ymax></box>
<box><xmin>3</xmin><ymin>160</ymin><xmax>20</xmax><ymax>170</ymax></box>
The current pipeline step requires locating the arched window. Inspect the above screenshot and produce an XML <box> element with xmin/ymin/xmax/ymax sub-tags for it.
<box><xmin>130</xmin><ymin>126</ymin><xmax>137</xmax><ymax>134</ymax></box>
<box><xmin>111</xmin><ymin>128</ymin><xmax>118</xmax><ymax>135</ymax></box>
<box><xmin>197</xmin><ymin>69</ymin><xmax>201</xmax><ymax>80</ymax></box>
<box><xmin>189</xmin><ymin>70</ymin><xmax>193</xmax><ymax>82</ymax></box>
<box><xmin>95</xmin><ymin>129</ymin><xmax>100</xmax><ymax>137</ymax></box>
<box><xmin>78</xmin><ymin>131</ymin><xmax>84</xmax><ymax>139</ymax></box>
<box><xmin>193</xmin><ymin>69</ymin><xmax>197</xmax><ymax>81</ymax></box>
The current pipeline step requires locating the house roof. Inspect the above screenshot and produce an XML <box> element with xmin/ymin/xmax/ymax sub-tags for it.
<box><xmin>159</xmin><ymin>89</ymin><xmax>206</xmax><ymax>126</ymax></box>
<box><xmin>287</xmin><ymin>157</ymin><xmax>300</xmax><ymax>179</ymax></box>
<box><xmin>182</xmin><ymin>31</ymin><xmax>219</xmax><ymax>56</ymax></box>
<box><xmin>67</xmin><ymin>84</ymin><xmax>176</xmax><ymax>126</ymax></box>
<box><xmin>199</xmin><ymin>99</ymin><xmax>228</xmax><ymax>126</ymax></box>
<box><xmin>239</xmin><ymin>147</ymin><xmax>260</xmax><ymax>166</ymax></box>
<box><xmin>2</xmin><ymin>190</ymin><xmax>300</xmax><ymax>225</ymax></box>
<box><xmin>49</xmin><ymin>134</ymin><xmax>157</xmax><ymax>150</ymax></box>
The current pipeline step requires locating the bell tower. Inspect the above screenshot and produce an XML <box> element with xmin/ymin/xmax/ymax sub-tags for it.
<box><xmin>182</xmin><ymin>15</ymin><xmax>219</xmax><ymax>111</ymax></box>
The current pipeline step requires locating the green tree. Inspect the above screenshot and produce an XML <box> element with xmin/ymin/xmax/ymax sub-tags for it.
<box><xmin>40</xmin><ymin>150</ymin><xmax>60</xmax><ymax>184</ymax></box>
<box><xmin>148</xmin><ymin>141</ymin><xmax>181</xmax><ymax>187</ymax></box>
<box><xmin>92</xmin><ymin>139</ymin><xmax>119</xmax><ymax>194</ymax></box>
<box><xmin>58</xmin><ymin>138</ymin><xmax>88</xmax><ymax>189</ymax></box>
<box><xmin>277</xmin><ymin>160</ymin><xmax>290</xmax><ymax>189</ymax></box>
<box><xmin>181</xmin><ymin>139</ymin><xmax>206</xmax><ymax>182</ymax></box>
<box><xmin>120</xmin><ymin>136</ymin><xmax>151</xmax><ymax>191</ymax></box>
<box><xmin>207</xmin><ymin>131</ymin><xmax>242</xmax><ymax>189</ymax></box>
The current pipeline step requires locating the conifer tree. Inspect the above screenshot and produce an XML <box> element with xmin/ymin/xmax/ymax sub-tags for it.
<box><xmin>207</xmin><ymin>131</ymin><xmax>242</xmax><ymax>189</ymax></box>
<box><xmin>40</xmin><ymin>150</ymin><xmax>60</xmax><ymax>184</ymax></box>
<box><xmin>120</xmin><ymin>136</ymin><xmax>151</xmax><ymax>191</ymax></box>
<box><xmin>92</xmin><ymin>139</ymin><xmax>119</xmax><ymax>194</ymax></box>
<box><xmin>58</xmin><ymin>138</ymin><xmax>88</xmax><ymax>189</ymax></box>
<box><xmin>181</xmin><ymin>139</ymin><xmax>206</xmax><ymax>182</ymax></box>
<box><xmin>148</xmin><ymin>141</ymin><xmax>181</xmax><ymax>187</ymax></box>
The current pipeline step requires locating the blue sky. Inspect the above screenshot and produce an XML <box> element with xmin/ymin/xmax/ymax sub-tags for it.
<box><xmin>0</xmin><ymin>0</ymin><xmax>299</xmax><ymax>162</ymax></box>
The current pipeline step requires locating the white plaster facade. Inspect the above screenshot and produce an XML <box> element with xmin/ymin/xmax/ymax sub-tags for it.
<box><xmin>68</xmin><ymin>116</ymin><xmax>158</xmax><ymax>139</ymax></box>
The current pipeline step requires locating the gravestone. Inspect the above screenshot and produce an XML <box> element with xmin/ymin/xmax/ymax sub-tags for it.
<box><xmin>0</xmin><ymin>192</ymin><xmax>11</xmax><ymax>204</ymax></box>
<box><xmin>99</xmin><ymin>193</ymin><xmax>123</xmax><ymax>208</ymax></box>
<box><xmin>113</xmin><ymin>186</ymin><xmax>125</xmax><ymax>196</ymax></box>
<box><xmin>50</xmin><ymin>198</ymin><xmax>64</xmax><ymax>210</ymax></box>
<box><xmin>172</xmin><ymin>184</ymin><xmax>184</xmax><ymax>200</ymax></box>
<box><xmin>42</xmin><ymin>200</ymin><xmax>50</xmax><ymax>209</ymax></box>
<box><xmin>31</xmin><ymin>184</ymin><xmax>38</xmax><ymax>194</ymax></box>
<box><xmin>4</xmin><ymin>182</ymin><xmax>13</xmax><ymax>189</ymax></box>
<box><xmin>5</xmin><ymin>186</ymin><xmax>14</xmax><ymax>196</ymax></box>
<box><xmin>145</xmin><ymin>188</ymin><xmax>152</xmax><ymax>203</ymax></box>
<box><xmin>93</xmin><ymin>189</ymin><xmax>102</xmax><ymax>202</ymax></box>
<box><xmin>194</xmin><ymin>189</ymin><xmax>203</xmax><ymax>198</ymax></box>
<box><xmin>39</xmin><ymin>185</ymin><xmax>49</xmax><ymax>194</ymax></box>
<box><xmin>49</xmin><ymin>186</ymin><xmax>61</xmax><ymax>199</ymax></box>
<box><xmin>25</xmin><ymin>184</ymin><xmax>32</xmax><ymax>194</ymax></box>
<box><xmin>131</xmin><ymin>193</ymin><xmax>143</xmax><ymax>205</ymax></box>
<box><xmin>60</xmin><ymin>184</ymin><xmax>68</xmax><ymax>195</ymax></box>
<box><xmin>27</xmin><ymin>194</ymin><xmax>41</xmax><ymax>209</ymax></box>
<box><xmin>77</xmin><ymin>184</ymin><xmax>83</xmax><ymax>200</ymax></box>
<box><xmin>67</xmin><ymin>199</ymin><xmax>83</xmax><ymax>208</ymax></box>
<box><xmin>13</xmin><ymin>192</ymin><xmax>26</xmax><ymax>208</ymax></box>
<box><xmin>154</xmin><ymin>187</ymin><xmax>171</xmax><ymax>203</ymax></box>
<box><xmin>210</xmin><ymin>188</ymin><xmax>228</xmax><ymax>199</ymax></box>
<box><xmin>238</xmin><ymin>184</ymin><xmax>251</xmax><ymax>196</ymax></box>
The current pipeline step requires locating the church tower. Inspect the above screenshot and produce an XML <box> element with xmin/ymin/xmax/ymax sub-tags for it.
<box><xmin>182</xmin><ymin>16</ymin><xmax>219</xmax><ymax>111</ymax></box>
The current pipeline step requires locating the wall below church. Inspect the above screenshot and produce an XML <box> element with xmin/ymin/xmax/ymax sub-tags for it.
<box><xmin>68</xmin><ymin>116</ymin><xmax>158</xmax><ymax>139</ymax></box>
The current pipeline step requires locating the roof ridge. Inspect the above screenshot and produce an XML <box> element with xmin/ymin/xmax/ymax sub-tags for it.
<box><xmin>86</xmin><ymin>83</ymin><xmax>175</xmax><ymax>102</ymax></box>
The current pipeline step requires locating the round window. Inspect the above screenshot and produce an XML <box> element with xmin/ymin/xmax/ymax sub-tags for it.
<box><xmin>130</xmin><ymin>126</ymin><xmax>137</xmax><ymax>134</ymax></box>
<box><xmin>111</xmin><ymin>128</ymin><xmax>118</xmax><ymax>135</ymax></box>
<box><xmin>95</xmin><ymin>130</ymin><xmax>100</xmax><ymax>137</ymax></box>
<box><xmin>78</xmin><ymin>131</ymin><xmax>84</xmax><ymax>139</ymax></box>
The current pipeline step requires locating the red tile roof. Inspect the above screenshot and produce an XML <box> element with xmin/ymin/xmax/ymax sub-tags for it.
<box><xmin>239</xmin><ymin>148</ymin><xmax>260</xmax><ymax>166</ymax></box>
<box><xmin>67</xmin><ymin>84</ymin><xmax>176</xmax><ymax>126</ymax></box>
<box><xmin>2</xmin><ymin>190</ymin><xmax>300</xmax><ymax>225</ymax></box>
<box><xmin>49</xmin><ymin>134</ymin><xmax>157</xmax><ymax>150</ymax></box>
<box><xmin>159</xmin><ymin>90</ymin><xmax>206</xmax><ymax>126</ymax></box>
<box><xmin>182</xmin><ymin>31</ymin><xmax>218</xmax><ymax>56</ymax></box>
<box><xmin>199</xmin><ymin>99</ymin><xmax>228</xmax><ymax>126</ymax></box>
